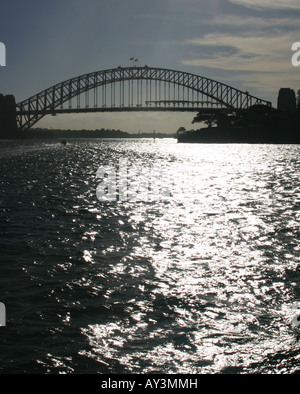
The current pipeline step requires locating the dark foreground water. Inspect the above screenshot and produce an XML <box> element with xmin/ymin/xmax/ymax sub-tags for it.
<box><xmin>0</xmin><ymin>138</ymin><xmax>299</xmax><ymax>374</ymax></box>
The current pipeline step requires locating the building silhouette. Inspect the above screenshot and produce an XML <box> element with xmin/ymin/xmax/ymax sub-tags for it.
<box><xmin>0</xmin><ymin>94</ymin><xmax>17</xmax><ymax>138</ymax></box>
<box><xmin>277</xmin><ymin>88</ymin><xmax>296</xmax><ymax>113</ymax></box>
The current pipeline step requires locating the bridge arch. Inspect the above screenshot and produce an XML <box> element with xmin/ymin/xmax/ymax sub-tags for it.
<box><xmin>16</xmin><ymin>66</ymin><xmax>272</xmax><ymax>130</ymax></box>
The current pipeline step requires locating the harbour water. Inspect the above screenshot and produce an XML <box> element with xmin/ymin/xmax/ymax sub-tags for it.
<box><xmin>0</xmin><ymin>138</ymin><xmax>299</xmax><ymax>374</ymax></box>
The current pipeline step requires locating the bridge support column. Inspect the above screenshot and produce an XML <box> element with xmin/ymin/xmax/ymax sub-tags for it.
<box><xmin>0</xmin><ymin>94</ymin><xmax>18</xmax><ymax>138</ymax></box>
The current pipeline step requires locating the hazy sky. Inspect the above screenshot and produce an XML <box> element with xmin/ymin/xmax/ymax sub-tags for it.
<box><xmin>0</xmin><ymin>0</ymin><xmax>300</xmax><ymax>133</ymax></box>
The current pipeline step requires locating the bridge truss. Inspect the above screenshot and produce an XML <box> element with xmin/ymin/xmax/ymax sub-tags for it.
<box><xmin>16</xmin><ymin>66</ymin><xmax>272</xmax><ymax>130</ymax></box>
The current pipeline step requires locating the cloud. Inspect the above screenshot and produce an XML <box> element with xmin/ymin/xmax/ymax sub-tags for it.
<box><xmin>227</xmin><ymin>0</ymin><xmax>300</xmax><ymax>10</ymax></box>
<box><xmin>182</xmin><ymin>33</ymin><xmax>293</xmax><ymax>72</ymax></box>
<box><xmin>210</xmin><ymin>15</ymin><xmax>300</xmax><ymax>30</ymax></box>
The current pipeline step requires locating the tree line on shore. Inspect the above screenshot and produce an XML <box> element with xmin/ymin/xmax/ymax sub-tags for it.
<box><xmin>177</xmin><ymin>90</ymin><xmax>300</xmax><ymax>141</ymax></box>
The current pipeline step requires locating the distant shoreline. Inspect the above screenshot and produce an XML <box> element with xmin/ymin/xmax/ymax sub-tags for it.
<box><xmin>1</xmin><ymin>128</ymin><xmax>176</xmax><ymax>140</ymax></box>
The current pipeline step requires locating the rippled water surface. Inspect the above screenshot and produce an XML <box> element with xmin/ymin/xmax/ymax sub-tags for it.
<box><xmin>0</xmin><ymin>138</ymin><xmax>299</xmax><ymax>374</ymax></box>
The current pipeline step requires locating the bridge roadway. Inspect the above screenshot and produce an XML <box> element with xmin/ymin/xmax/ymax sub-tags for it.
<box><xmin>18</xmin><ymin>106</ymin><xmax>232</xmax><ymax>116</ymax></box>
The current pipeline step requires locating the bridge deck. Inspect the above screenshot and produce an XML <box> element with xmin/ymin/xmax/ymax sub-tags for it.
<box><xmin>16</xmin><ymin>107</ymin><xmax>233</xmax><ymax>116</ymax></box>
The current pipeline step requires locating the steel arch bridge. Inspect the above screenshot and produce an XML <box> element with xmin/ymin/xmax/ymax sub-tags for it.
<box><xmin>16</xmin><ymin>66</ymin><xmax>272</xmax><ymax>130</ymax></box>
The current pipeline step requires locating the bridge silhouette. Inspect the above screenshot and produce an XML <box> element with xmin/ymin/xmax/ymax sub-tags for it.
<box><xmin>16</xmin><ymin>66</ymin><xmax>272</xmax><ymax>130</ymax></box>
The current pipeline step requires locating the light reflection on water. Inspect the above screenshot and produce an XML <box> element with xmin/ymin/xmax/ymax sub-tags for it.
<box><xmin>0</xmin><ymin>139</ymin><xmax>299</xmax><ymax>374</ymax></box>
